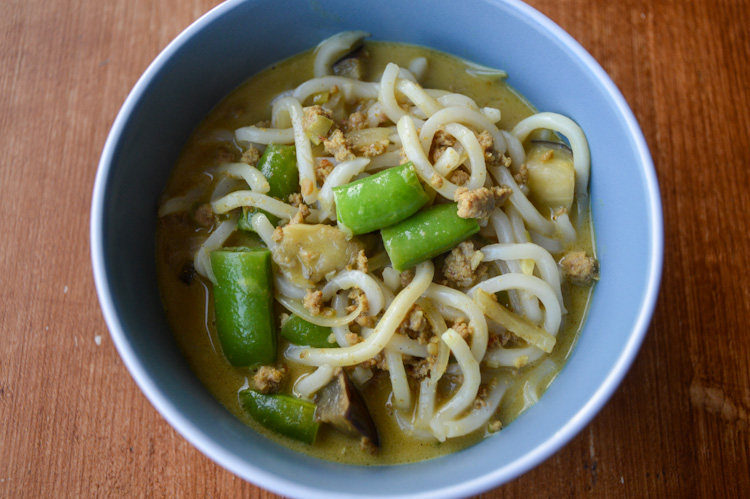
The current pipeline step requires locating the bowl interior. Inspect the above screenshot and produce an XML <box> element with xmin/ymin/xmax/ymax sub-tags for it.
<box><xmin>91</xmin><ymin>0</ymin><xmax>661</xmax><ymax>497</ymax></box>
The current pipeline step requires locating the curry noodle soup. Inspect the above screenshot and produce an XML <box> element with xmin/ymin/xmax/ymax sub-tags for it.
<box><xmin>156</xmin><ymin>33</ymin><xmax>598</xmax><ymax>465</ymax></box>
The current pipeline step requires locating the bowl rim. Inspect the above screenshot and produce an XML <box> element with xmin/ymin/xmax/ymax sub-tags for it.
<box><xmin>90</xmin><ymin>0</ymin><xmax>663</xmax><ymax>497</ymax></box>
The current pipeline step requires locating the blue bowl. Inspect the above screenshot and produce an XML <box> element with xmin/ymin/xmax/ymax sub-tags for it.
<box><xmin>90</xmin><ymin>0</ymin><xmax>662</xmax><ymax>497</ymax></box>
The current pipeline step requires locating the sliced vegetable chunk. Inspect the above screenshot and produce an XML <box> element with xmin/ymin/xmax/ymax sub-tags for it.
<box><xmin>240</xmin><ymin>389</ymin><xmax>319</xmax><ymax>444</ymax></box>
<box><xmin>238</xmin><ymin>144</ymin><xmax>298</xmax><ymax>232</ymax></box>
<box><xmin>333</xmin><ymin>163</ymin><xmax>429</xmax><ymax>235</ymax></box>
<box><xmin>381</xmin><ymin>202</ymin><xmax>480</xmax><ymax>272</ymax></box>
<box><xmin>281</xmin><ymin>315</ymin><xmax>338</xmax><ymax>348</ymax></box>
<box><xmin>211</xmin><ymin>247</ymin><xmax>276</xmax><ymax>366</ymax></box>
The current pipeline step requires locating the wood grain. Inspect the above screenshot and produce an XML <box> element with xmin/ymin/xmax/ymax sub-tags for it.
<box><xmin>1</xmin><ymin>0</ymin><xmax>748</xmax><ymax>497</ymax></box>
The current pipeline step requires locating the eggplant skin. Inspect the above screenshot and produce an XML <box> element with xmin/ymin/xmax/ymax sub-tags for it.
<box><xmin>315</xmin><ymin>369</ymin><xmax>380</xmax><ymax>448</ymax></box>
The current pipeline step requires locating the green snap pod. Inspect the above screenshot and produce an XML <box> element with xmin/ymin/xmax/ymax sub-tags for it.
<box><xmin>281</xmin><ymin>315</ymin><xmax>338</xmax><ymax>348</ymax></box>
<box><xmin>210</xmin><ymin>247</ymin><xmax>276</xmax><ymax>366</ymax></box>
<box><xmin>238</xmin><ymin>144</ymin><xmax>298</xmax><ymax>232</ymax></box>
<box><xmin>239</xmin><ymin>389</ymin><xmax>319</xmax><ymax>444</ymax></box>
<box><xmin>381</xmin><ymin>202</ymin><xmax>480</xmax><ymax>272</ymax></box>
<box><xmin>333</xmin><ymin>163</ymin><xmax>429</xmax><ymax>235</ymax></box>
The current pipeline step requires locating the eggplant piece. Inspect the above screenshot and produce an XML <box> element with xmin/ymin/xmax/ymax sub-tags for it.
<box><xmin>314</xmin><ymin>31</ymin><xmax>369</xmax><ymax>78</ymax></box>
<box><xmin>333</xmin><ymin>54</ymin><xmax>364</xmax><ymax>80</ymax></box>
<box><xmin>314</xmin><ymin>369</ymin><xmax>380</xmax><ymax>448</ymax></box>
<box><xmin>177</xmin><ymin>261</ymin><xmax>196</xmax><ymax>285</ymax></box>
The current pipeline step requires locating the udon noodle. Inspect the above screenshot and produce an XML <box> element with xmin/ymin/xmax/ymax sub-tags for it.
<box><xmin>157</xmin><ymin>32</ymin><xmax>599</xmax><ymax>462</ymax></box>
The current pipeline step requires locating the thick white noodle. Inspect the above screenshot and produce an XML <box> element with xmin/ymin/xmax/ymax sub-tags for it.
<box><xmin>554</xmin><ymin>212</ymin><xmax>577</xmax><ymax>244</ymax></box>
<box><xmin>408</xmin><ymin>57</ymin><xmax>428</xmax><ymax>81</ymax></box>
<box><xmin>284</xmin><ymin>261</ymin><xmax>434</xmax><ymax>367</ymax></box>
<box><xmin>442</xmin><ymin>379</ymin><xmax>509</xmax><ymax>438</ymax></box>
<box><xmin>271</xmin><ymin>98</ymin><xmax>292</xmax><ymax>128</ymax></box>
<box><xmin>520</xmin><ymin>358</ymin><xmax>558</xmax><ymax>409</ymax></box>
<box><xmin>274</xmin><ymin>273</ymin><xmax>308</xmax><ymax>300</ymax></box>
<box><xmin>430</xmin><ymin>329</ymin><xmax>481</xmax><ymax>441</ymax></box>
<box><xmin>436</xmin><ymin>93</ymin><xmax>479</xmax><ymax>110</ymax></box>
<box><xmin>273</xmin><ymin>97</ymin><xmax>318</xmax><ymax>204</ymax></box>
<box><xmin>294</xmin><ymin>365</ymin><xmax>335</xmax><ymax>399</ymax></box>
<box><xmin>512</xmin><ymin>112</ymin><xmax>590</xmax><ymax>201</ymax></box>
<box><xmin>484</xmin><ymin>344</ymin><xmax>546</xmax><ymax>368</ymax></box>
<box><xmin>276</xmin><ymin>294</ymin><xmax>363</xmax><ymax>327</ymax></box>
<box><xmin>414</xmin><ymin>378</ymin><xmax>437</xmax><ymax>434</ymax></box>
<box><xmin>292</xmin><ymin>76</ymin><xmax>379</xmax><ymax>103</ymax></box>
<box><xmin>379</xmin><ymin>63</ymin><xmax>407</xmax><ymax>123</ymax></box>
<box><xmin>469</xmin><ymin>274</ymin><xmax>562</xmax><ymax>335</ymax></box>
<box><xmin>313</xmin><ymin>31</ymin><xmax>369</xmax><ymax>77</ymax></box>
<box><xmin>199</xmin><ymin>128</ymin><xmax>235</xmax><ymax>144</ymax></box>
<box><xmin>530</xmin><ymin>230</ymin><xmax>564</xmax><ymax>254</ymax></box>
<box><xmin>250</xmin><ymin>213</ymin><xmax>276</xmax><ymax>248</ymax></box>
<box><xmin>235</xmin><ymin>125</ymin><xmax>295</xmax><ymax>145</ymax></box>
<box><xmin>433</xmin><ymin>147</ymin><xmax>463</xmax><ymax>176</ymax></box>
<box><xmin>385</xmin><ymin>350</ymin><xmax>411</xmax><ymax>410</ymax></box>
<box><xmin>481</xmin><ymin>107</ymin><xmax>502</xmax><ymax>123</ymax></box>
<box><xmin>396</xmin><ymin>79</ymin><xmax>443</xmax><ymax>117</ymax></box>
<box><xmin>420</xmin><ymin>301</ymin><xmax>450</xmax><ymax>381</ymax></box>
<box><xmin>318</xmin><ymin>158</ymin><xmax>370</xmax><ymax>220</ymax></box>
<box><xmin>395</xmin><ymin>67</ymin><xmax>418</xmax><ymax>82</ymax></box>
<box><xmin>381</xmin><ymin>267</ymin><xmax>401</xmax><ymax>293</ymax></box>
<box><xmin>398</xmin><ymin>115</ymin><xmax>459</xmax><ymax>199</ymax></box>
<box><xmin>320</xmin><ymin>270</ymin><xmax>385</xmax><ymax>316</ymax></box>
<box><xmin>490</xmin><ymin>208</ymin><xmax>517</xmax><ymax>244</ymax></box>
<box><xmin>350</xmin><ymin>366</ymin><xmax>374</xmax><ymax>387</ymax></box>
<box><xmin>371</xmin><ymin>272</ymin><xmax>396</xmax><ymax>308</ymax></box>
<box><xmin>366</xmin><ymin>101</ymin><xmax>387</xmax><ymax>127</ymax></box>
<box><xmin>424</xmin><ymin>283</ymin><xmax>488</xmax><ymax>362</ymax></box>
<box><xmin>193</xmin><ymin>215</ymin><xmax>238</xmax><ymax>285</ymax></box>
<box><xmin>385</xmin><ymin>334</ymin><xmax>429</xmax><ymax>357</ymax></box>
<box><xmin>158</xmin><ymin>186</ymin><xmax>203</xmax><ymax>217</ymax></box>
<box><xmin>507</xmin><ymin>204</ymin><xmax>531</xmax><ymax>243</ymax></box>
<box><xmin>420</xmin><ymin>106</ymin><xmax>507</xmax><ymax>155</ymax></box>
<box><xmin>442</xmin><ymin>122</ymin><xmax>487</xmax><ymax>190</ymax></box>
<box><xmin>504</xmin><ymin>206</ymin><xmax>543</xmax><ymax>331</ymax></box>
<box><xmin>488</xmin><ymin>164</ymin><xmax>556</xmax><ymax>236</ymax></box>
<box><xmin>210</xmin><ymin>176</ymin><xmax>239</xmax><ymax>202</ymax></box>
<box><xmin>212</xmin><ymin>190</ymin><xmax>302</xmax><ymax>220</ymax></box>
<box><xmin>215</xmin><ymin>163</ymin><xmax>270</xmax><ymax>193</ymax></box>
<box><xmin>331</xmin><ymin>292</ymin><xmax>355</xmax><ymax>347</ymax></box>
<box><xmin>482</xmin><ymin>243</ymin><xmax>566</xmax><ymax>311</ymax></box>
<box><xmin>359</xmin><ymin>325</ymin><xmax>428</xmax><ymax>357</ymax></box>
<box><xmin>365</xmin><ymin>151</ymin><xmax>402</xmax><ymax>171</ymax></box>
<box><xmin>501</xmin><ymin>130</ymin><xmax>525</xmax><ymax>170</ymax></box>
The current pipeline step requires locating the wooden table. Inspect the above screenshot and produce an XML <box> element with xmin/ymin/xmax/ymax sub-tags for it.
<box><xmin>2</xmin><ymin>0</ymin><xmax>748</xmax><ymax>496</ymax></box>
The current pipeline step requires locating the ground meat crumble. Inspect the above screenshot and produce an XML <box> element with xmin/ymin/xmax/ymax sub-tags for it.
<box><xmin>315</xmin><ymin>159</ymin><xmax>335</xmax><ymax>185</ymax></box>
<box><xmin>430</xmin><ymin>129</ymin><xmax>457</xmax><ymax>163</ymax></box>
<box><xmin>560</xmin><ymin>250</ymin><xmax>600</xmax><ymax>285</ymax></box>
<box><xmin>303</xmin><ymin>289</ymin><xmax>324</xmax><ymax>315</ymax></box>
<box><xmin>397</xmin><ymin>304</ymin><xmax>432</xmax><ymax>344</ymax></box>
<box><xmin>239</xmin><ymin>145</ymin><xmax>261</xmax><ymax>166</ymax></box>
<box><xmin>323</xmin><ymin>129</ymin><xmax>355</xmax><ymax>162</ymax></box>
<box><xmin>454</xmin><ymin>185</ymin><xmax>512</xmax><ymax>221</ymax></box>
<box><xmin>192</xmin><ymin>203</ymin><xmax>215</xmax><ymax>228</ymax></box>
<box><xmin>288</xmin><ymin>203</ymin><xmax>310</xmax><ymax>225</ymax></box>
<box><xmin>450</xmin><ymin>317</ymin><xmax>474</xmax><ymax>343</ymax></box>
<box><xmin>442</xmin><ymin>241</ymin><xmax>487</xmax><ymax>288</ymax></box>
<box><xmin>253</xmin><ymin>365</ymin><xmax>288</xmax><ymax>394</ymax></box>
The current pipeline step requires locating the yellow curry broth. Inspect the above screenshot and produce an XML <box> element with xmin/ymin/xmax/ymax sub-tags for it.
<box><xmin>156</xmin><ymin>42</ymin><xmax>594</xmax><ymax>464</ymax></box>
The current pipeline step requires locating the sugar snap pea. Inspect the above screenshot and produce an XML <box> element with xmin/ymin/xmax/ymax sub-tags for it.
<box><xmin>239</xmin><ymin>389</ymin><xmax>319</xmax><ymax>444</ymax></box>
<box><xmin>381</xmin><ymin>202</ymin><xmax>480</xmax><ymax>271</ymax></box>
<box><xmin>333</xmin><ymin>163</ymin><xmax>429</xmax><ymax>235</ymax></box>
<box><xmin>238</xmin><ymin>144</ymin><xmax>298</xmax><ymax>232</ymax></box>
<box><xmin>211</xmin><ymin>247</ymin><xmax>276</xmax><ymax>367</ymax></box>
<box><xmin>281</xmin><ymin>315</ymin><xmax>338</xmax><ymax>348</ymax></box>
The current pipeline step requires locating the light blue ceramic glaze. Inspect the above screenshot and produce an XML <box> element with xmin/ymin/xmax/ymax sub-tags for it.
<box><xmin>91</xmin><ymin>0</ymin><xmax>663</xmax><ymax>497</ymax></box>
